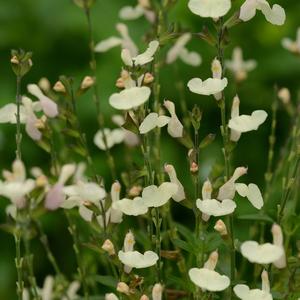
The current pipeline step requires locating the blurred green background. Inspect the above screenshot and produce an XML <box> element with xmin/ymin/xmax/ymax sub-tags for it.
<box><xmin>0</xmin><ymin>0</ymin><xmax>299</xmax><ymax>298</ymax></box>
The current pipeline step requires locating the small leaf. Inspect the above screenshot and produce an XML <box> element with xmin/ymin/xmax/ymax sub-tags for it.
<box><xmin>93</xmin><ymin>275</ymin><xmax>118</xmax><ymax>288</ymax></box>
<box><xmin>237</xmin><ymin>214</ymin><xmax>274</xmax><ymax>223</ymax></box>
<box><xmin>122</xmin><ymin>113</ymin><xmax>139</xmax><ymax>134</ymax></box>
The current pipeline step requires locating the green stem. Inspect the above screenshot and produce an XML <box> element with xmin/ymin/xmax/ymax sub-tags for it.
<box><xmin>83</xmin><ymin>4</ymin><xmax>117</xmax><ymax>180</ymax></box>
<box><xmin>216</xmin><ymin>19</ymin><xmax>235</xmax><ymax>293</ymax></box>
<box><xmin>16</xmin><ymin>75</ymin><xmax>22</xmax><ymax>160</ymax></box>
<box><xmin>23</xmin><ymin>236</ymin><xmax>41</xmax><ymax>300</ymax></box>
<box><xmin>66</xmin><ymin>212</ymin><xmax>89</xmax><ymax>300</ymax></box>
<box><xmin>14</xmin><ymin>231</ymin><xmax>24</xmax><ymax>300</ymax></box>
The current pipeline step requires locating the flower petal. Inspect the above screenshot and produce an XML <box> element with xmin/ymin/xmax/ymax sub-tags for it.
<box><xmin>188</xmin><ymin>78</ymin><xmax>228</xmax><ymax>96</ymax></box>
<box><xmin>188</xmin><ymin>0</ymin><xmax>231</xmax><ymax>18</ymax></box>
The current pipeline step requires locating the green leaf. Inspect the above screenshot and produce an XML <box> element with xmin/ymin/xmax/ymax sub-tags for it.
<box><xmin>93</xmin><ymin>275</ymin><xmax>118</xmax><ymax>288</ymax></box>
<box><xmin>122</xmin><ymin>112</ymin><xmax>139</xmax><ymax>134</ymax></box>
<box><xmin>172</xmin><ymin>238</ymin><xmax>193</xmax><ymax>253</ymax></box>
<box><xmin>237</xmin><ymin>214</ymin><xmax>274</xmax><ymax>223</ymax></box>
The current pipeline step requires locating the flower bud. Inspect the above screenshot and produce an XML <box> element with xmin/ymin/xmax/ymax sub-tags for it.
<box><xmin>10</xmin><ymin>56</ymin><xmax>19</xmax><ymax>64</ymax></box>
<box><xmin>152</xmin><ymin>283</ymin><xmax>163</xmax><ymax>300</ymax></box>
<box><xmin>143</xmin><ymin>72</ymin><xmax>154</xmax><ymax>84</ymax></box>
<box><xmin>117</xmin><ymin>282</ymin><xmax>130</xmax><ymax>295</ymax></box>
<box><xmin>140</xmin><ymin>295</ymin><xmax>149</xmax><ymax>300</ymax></box>
<box><xmin>102</xmin><ymin>239</ymin><xmax>115</xmax><ymax>256</ymax></box>
<box><xmin>129</xmin><ymin>185</ymin><xmax>142</xmax><ymax>197</ymax></box>
<box><xmin>204</xmin><ymin>251</ymin><xmax>218</xmax><ymax>270</ymax></box>
<box><xmin>81</xmin><ymin>76</ymin><xmax>95</xmax><ymax>90</ymax></box>
<box><xmin>278</xmin><ymin>87</ymin><xmax>290</xmax><ymax>104</ymax></box>
<box><xmin>211</xmin><ymin>58</ymin><xmax>222</xmax><ymax>79</ymax></box>
<box><xmin>138</xmin><ymin>0</ymin><xmax>150</xmax><ymax>9</ymax></box>
<box><xmin>105</xmin><ymin>293</ymin><xmax>119</xmax><ymax>300</ymax></box>
<box><xmin>38</xmin><ymin>77</ymin><xmax>51</xmax><ymax>93</ymax></box>
<box><xmin>53</xmin><ymin>81</ymin><xmax>66</xmax><ymax>93</ymax></box>
<box><xmin>124</xmin><ymin>230</ymin><xmax>135</xmax><ymax>252</ymax></box>
<box><xmin>190</xmin><ymin>162</ymin><xmax>199</xmax><ymax>174</ymax></box>
<box><xmin>116</xmin><ymin>77</ymin><xmax>125</xmax><ymax>89</ymax></box>
<box><xmin>10</xmin><ymin>49</ymin><xmax>33</xmax><ymax>77</ymax></box>
<box><xmin>36</xmin><ymin>175</ymin><xmax>48</xmax><ymax>187</ymax></box>
<box><xmin>214</xmin><ymin>219</ymin><xmax>228</xmax><ymax>236</ymax></box>
<box><xmin>35</xmin><ymin>116</ymin><xmax>47</xmax><ymax>129</ymax></box>
<box><xmin>261</xmin><ymin>270</ymin><xmax>270</xmax><ymax>293</ymax></box>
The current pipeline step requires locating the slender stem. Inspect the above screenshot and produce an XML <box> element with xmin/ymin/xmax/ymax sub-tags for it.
<box><xmin>216</xmin><ymin>19</ymin><xmax>236</xmax><ymax>293</ymax></box>
<box><xmin>69</xmin><ymin>84</ymin><xmax>108</xmax><ymax>236</ymax></box>
<box><xmin>23</xmin><ymin>236</ymin><xmax>41</xmax><ymax>300</ymax></box>
<box><xmin>83</xmin><ymin>4</ymin><xmax>117</xmax><ymax>180</ymax></box>
<box><xmin>16</xmin><ymin>75</ymin><xmax>22</xmax><ymax>160</ymax></box>
<box><xmin>34</xmin><ymin>220</ymin><xmax>61</xmax><ymax>275</ymax></box>
<box><xmin>14</xmin><ymin>231</ymin><xmax>24</xmax><ymax>300</ymax></box>
<box><xmin>14</xmin><ymin>74</ymin><xmax>24</xmax><ymax>300</ymax></box>
<box><xmin>66</xmin><ymin>212</ymin><xmax>89</xmax><ymax>300</ymax></box>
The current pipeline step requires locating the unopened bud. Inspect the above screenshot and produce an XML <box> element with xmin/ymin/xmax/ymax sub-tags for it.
<box><xmin>211</xmin><ymin>58</ymin><xmax>222</xmax><ymax>79</ymax></box>
<box><xmin>102</xmin><ymin>239</ymin><xmax>115</xmax><ymax>256</ymax></box>
<box><xmin>81</xmin><ymin>76</ymin><xmax>95</xmax><ymax>90</ymax></box>
<box><xmin>138</xmin><ymin>0</ymin><xmax>150</xmax><ymax>9</ymax></box>
<box><xmin>105</xmin><ymin>293</ymin><xmax>119</xmax><ymax>300</ymax></box>
<box><xmin>278</xmin><ymin>88</ymin><xmax>290</xmax><ymax>104</ymax></box>
<box><xmin>214</xmin><ymin>219</ymin><xmax>227</xmax><ymax>236</ymax></box>
<box><xmin>143</xmin><ymin>72</ymin><xmax>154</xmax><ymax>84</ymax></box>
<box><xmin>124</xmin><ymin>230</ymin><xmax>135</xmax><ymax>252</ymax></box>
<box><xmin>140</xmin><ymin>295</ymin><xmax>149</xmax><ymax>300</ymax></box>
<box><xmin>38</xmin><ymin>77</ymin><xmax>51</xmax><ymax>93</ymax></box>
<box><xmin>129</xmin><ymin>185</ymin><xmax>142</xmax><ymax>197</ymax></box>
<box><xmin>36</xmin><ymin>175</ymin><xmax>48</xmax><ymax>187</ymax></box>
<box><xmin>116</xmin><ymin>77</ymin><xmax>125</xmax><ymax>88</ymax></box>
<box><xmin>204</xmin><ymin>251</ymin><xmax>218</xmax><ymax>270</ymax></box>
<box><xmin>10</xmin><ymin>56</ymin><xmax>19</xmax><ymax>64</ymax></box>
<box><xmin>35</xmin><ymin>116</ymin><xmax>47</xmax><ymax>129</ymax></box>
<box><xmin>261</xmin><ymin>270</ymin><xmax>270</xmax><ymax>293</ymax></box>
<box><xmin>53</xmin><ymin>81</ymin><xmax>66</xmax><ymax>93</ymax></box>
<box><xmin>190</xmin><ymin>162</ymin><xmax>199</xmax><ymax>174</ymax></box>
<box><xmin>152</xmin><ymin>283</ymin><xmax>163</xmax><ymax>300</ymax></box>
<box><xmin>117</xmin><ymin>282</ymin><xmax>130</xmax><ymax>295</ymax></box>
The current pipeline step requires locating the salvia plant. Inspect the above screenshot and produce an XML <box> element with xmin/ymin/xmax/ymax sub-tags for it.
<box><xmin>0</xmin><ymin>0</ymin><xmax>300</xmax><ymax>299</ymax></box>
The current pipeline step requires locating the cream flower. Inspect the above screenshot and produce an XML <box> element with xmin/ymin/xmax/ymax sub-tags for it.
<box><xmin>113</xmin><ymin>182</ymin><xmax>177</xmax><ymax>216</ymax></box>
<box><xmin>62</xmin><ymin>181</ymin><xmax>106</xmax><ymax>222</ymax></box>
<box><xmin>235</xmin><ymin>183</ymin><xmax>264</xmax><ymax>209</ymax></box>
<box><xmin>228</xmin><ymin>110</ymin><xmax>268</xmax><ymax>133</ymax></box>
<box><xmin>225</xmin><ymin>47</ymin><xmax>257</xmax><ymax>82</ymax></box>
<box><xmin>121</xmin><ymin>40</ymin><xmax>159</xmax><ymax>67</ymax></box>
<box><xmin>271</xmin><ymin>224</ymin><xmax>286</xmax><ymax>269</ymax></box>
<box><xmin>187</xmin><ymin>77</ymin><xmax>228</xmax><ymax>96</ymax></box>
<box><xmin>93</xmin><ymin>128</ymin><xmax>125</xmax><ymax>150</ymax></box>
<box><xmin>109</xmin><ymin>86</ymin><xmax>151</xmax><ymax>110</ymax></box>
<box><xmin>118</xmin><ymin>250</ymin><xmax>159</xmax><ymax>269</ymax></box>
<box><xmin>112</xmin><ymin>197</ymin><xmax>148</xmax><ymax>216</ymax></box>
<box><xmin>234</xmin><ymin>270</ymin><xmax>272</xmax><ymax>300</ymax></box>
<box><xmin>217</xmin><ymin>167</ymin><xmax>248</xmax><ymax>200</ymax></box>
<box><xmin>119</xmin><ymin>0</ymin><xmax>155</xmax><ymax>23</ymax></box>
<box><xmin>240</xmin><ymin>241</ymin><xmax>284</xmax><ymax>264</ymax></box>
<box><xmin>282</xmin><ymin>28</ymin><xmax>300</xmax><ymax>55</ymax></box>
<box><xmin>189</xmin><ymin>251</ymin><xmax>230</xmax><ymax>292</ymax></box>
<box><xmin>27</xmin><ymin>84</ymin><xmax>58</xmax><ymax>118</ymax></box>
<box><xmin>164</xmin><ymin>100</ymin><xmax>184</xmax><ymax>138</ymax></box>
<box><xmin>95</xmin><ymin>23</ymin><xmax>138</xmax><ymax>56</ymax></box>
<box><xmin>142</xmin><ymin>182</ymin><xmax>178</xmax><ymax>207</ymax></box>
<box><xmin>239</xmin><ymin>0</ymin><xmax>285</xmax><ymax>26</ymax></box>
<box><xmin>164</xmin><ymin>164</ymin><xmax>185</xmax><ymax>202</ymax></box>
<box><xmin>45</xmin><ymin>164</ymin><xmax>76</xmax><ymax>210</ymax></box>
<box><xmin>196</xmin><ymin>198</ymin><xmax>236</xmax><ymax>216</ymax></box>
<box><xmin>188</xmin><ymin>0</ymin><xmax>231</xmax><ymax>18</ymax></box>
<box><xmin>0</xmin><ymin>160</ymin><xmax>35</xmax><ymax>208</ymax></box>
<box><xmin>166</xmin><ymin>33</ymin><xmax>202</xmax><ymax>66</ymax></box>
<box><xmin>139</xmin><ymin>112</ymin><xmax>170</xmax><ymax>134</ymax></box>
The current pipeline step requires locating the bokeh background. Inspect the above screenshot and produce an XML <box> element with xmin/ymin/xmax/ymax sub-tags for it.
<box><xmin>0</xmin><ymin>0</ymin><xmax>299</xmax><ymax>298</ymax></box>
